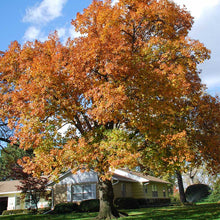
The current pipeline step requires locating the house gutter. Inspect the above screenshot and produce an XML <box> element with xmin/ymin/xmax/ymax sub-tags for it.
<box><xmin>0</xmin><ymin>191</ymin><xmax>21</xmax><ymax>195</ymax></box>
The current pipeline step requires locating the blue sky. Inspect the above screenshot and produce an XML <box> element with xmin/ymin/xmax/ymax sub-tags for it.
<box><xmin>0</xmin><ymin>0</ymin><xmax>219</xmax><ymax>96</ymax></box>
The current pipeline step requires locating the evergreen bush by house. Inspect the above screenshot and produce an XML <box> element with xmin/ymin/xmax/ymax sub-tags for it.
<box><xmin>79</xmin><ymin>199</ymin><xmax>100</xmax><ymax>212</ymax></box>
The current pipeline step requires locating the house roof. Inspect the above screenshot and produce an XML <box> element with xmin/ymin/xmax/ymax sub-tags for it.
<box><xmin>47</xmin><ymin>167</ymin><xmax>171</xmax><ymax>186</ymax></box>
<box><xmin>115</xmin><ymin>169</ymin><xmax>171</xmax><ymax>184</ymax></box>
<box><xmin>112</xmin><ymin>173</ymin><xmax>137</xmax><ymax>182</ymax></box>
<box><xmin>0</xmin><ymin>180</ymin><xmax>21</xmax><ymax>195</ymax></box>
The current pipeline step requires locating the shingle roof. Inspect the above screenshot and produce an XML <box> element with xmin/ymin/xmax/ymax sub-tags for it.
<box><xmin>0</xmin><ymin>180</ymin><xmax>21</xmax><ymax>194</ymax></box>
<box><xmin>117</xmin><ymin>169</ymin><xmax>171</xmax><ymax>184</ymax></box>
<box><xmin>48</xmin><ymin>168</ymin><xmax>171</xmax><ymax>186</ymax></box>
<box><xmin>112</xmin><ymin>173</ymin><xmax>137</xmax><ymax>182</ymax></box>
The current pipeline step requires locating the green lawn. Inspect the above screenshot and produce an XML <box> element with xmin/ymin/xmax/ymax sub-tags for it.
<box><xmin>0</xmin><ymin>203</ymin><xmax>219</xmax><ymax>220</ymax></box>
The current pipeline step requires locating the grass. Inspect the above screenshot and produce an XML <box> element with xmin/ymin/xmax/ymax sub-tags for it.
<box><xmin>0</xmin><ymin>203</ymin><xmax>219</xmax><ymax>220</ymax></box>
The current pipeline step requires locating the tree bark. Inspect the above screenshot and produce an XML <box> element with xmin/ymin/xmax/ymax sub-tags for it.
<box><xmin>97</xmin><ymin>178</ymin><xmax>121</xmax><ymax>219</ymax></box>
<box><xmin>176</xmin><ymin>170</ymin><xmax>187</xmax><ymax>204</ymax></box>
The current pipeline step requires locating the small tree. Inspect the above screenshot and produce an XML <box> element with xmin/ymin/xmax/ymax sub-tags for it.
<box><xmin>13</xmin><ymin>167</ymin><xmax>48</xmax><ymax>210</ymax></box>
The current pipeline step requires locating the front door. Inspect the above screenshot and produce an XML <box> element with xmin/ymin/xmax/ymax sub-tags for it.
<box><xmin>0</xmin><ymin>197</ymin><xmax>8</xmax><ymax>215</ymax></box>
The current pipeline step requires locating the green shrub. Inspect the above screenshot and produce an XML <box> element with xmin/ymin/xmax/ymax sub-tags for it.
<box><xmin>136</xmin><ymin>198</ymin><xmax>148</xmax><ymax>207</ymax></box>
<box><xmin>53</xmin><ymin>202</ymin><xmax>79</xmax><ymax>214</ymax></box>
<box><xmin>2</xmin><ymin>209</ymin><xmax>29</xmax><ymax>215</ymax></box>
<box><xmin>170</xmin><ymin>194</ymin><xmax>181</xmax><ymax>205</ymax></box>
<box><xmin>37</xmin><ymin>207</ymin><xmax>51</xmax><ymax>214</ymax></box>
<box><xmin>204</xmin><ymin>184</ymin><xmax>220</xmax><ymax>203</ymax></box>
<box><xmin>185</xmin><ymin>184</ymin><xmax>211</xmax><ymax>203</ymax></box>
<box><xmin>79</xmin><ymin>199</ymin><xmax>100</xmax><ymax>212</ymax></box>
<box><xmin>114</xmin><ymin>197</ymin><xmax>139</xmax><ymax>209</ymax></box>
<box><xmin>2</xmin><ymin>207</ymin><xmax>51</xmax><ymax>216</ymax></box>
<box><xmin>136</xmin><ymin>198</ymin><xmax>171</xmax><ymax>207</ymax></box>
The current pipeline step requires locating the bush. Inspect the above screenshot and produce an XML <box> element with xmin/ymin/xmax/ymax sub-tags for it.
<box><xmin>79</xmin><ymin>199</ymin><xmax>100</xmax><ymax>212</ymax></box>
<box><xmin>1</xmin><ymin>207</ymin><xmax>51</xmax><ymax>215</ymax></box>
<box><xmin>204</xmin><ymin>184</ymin><xmax>220</xmax><ymax>203</ymax></box>
<box><xmin>36</xmin><ymin>207</ymin><xmax>51</xmax><ymax>214</ymax></box>
<box><xmin>185</xmin><ymin>184</ymin><xmax>211</xmax><ymax>203</ymax></box>
<box><xmin>2</xmin><ymin>209</ymin><xmax>29</xmax><ymax>215</ymax></box>
<box><xmin>136</xmin><ymin>198</ymin><xmax>171</xmax><ymax>207</ymax></box>
<box><xmin>114</xmin><ymin>198</ymin><xmax>139</xmax><ymax>209</ymax></box>
<box><xmin>53</xmin><ymin>202</ymin><xmax>79</xmax><ymax>214</ymax></box>
<box><xmin>170</xmin><ymin>194</ymin><xmax>181</xmax><ymax>205</ymax></box>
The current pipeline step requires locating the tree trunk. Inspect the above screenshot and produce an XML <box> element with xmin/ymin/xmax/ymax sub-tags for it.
<box><xmin>176</xmin><ymin>170</ymin><xmax>187</xmax><ymax>204</ymax></box>
<box><xmin>97</xmin><ymin>178</ymin><xmax>121</xmax><ymax>219</ymax></box>
<box><xmin>31</xmin><ymin>193</ymin><xmax>38</xmax><ymax>211</ymax></box>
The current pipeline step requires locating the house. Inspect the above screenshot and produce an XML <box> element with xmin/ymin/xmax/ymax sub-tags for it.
<box><xmin>0</xmin><ymin>180</ymin><xmax>21</xmax><ymax>214</ymax></box>
<box><xmin>0</xmin><ymin>180</ymin><xmax>49</xmax><ymax>214</ymax></box>
<box><xmin>49</xmin><ymin>168</ymin><xmax>171</xmax><ymax>207</ymax></box>
<box><xmin>0</xmin><ymin>169</ymin><xmax>171</xmax><ymax>213</ymax></box>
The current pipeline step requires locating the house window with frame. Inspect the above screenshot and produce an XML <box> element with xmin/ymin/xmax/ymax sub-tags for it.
<box><xmin>143</xmin><ymin>184</ymin><xmax>148</xmax><ymax>194</ymax></box>
<box><xmin>121</xmin><ymin>183</ymin><xmax>126</xmax><ymax>197</ymax></box>
<box><xmin>163</xmin><ymin>186</ymin><xmax>166</xmax><ymax>198</ymax></box>
<box><xmin>15</xmin><ymin>196</ymin><xmax>20</xmax><ymax>207</ymax></box>
<box><xmin>152</xmin><ymin>185</ymin><xmax>158</xmax><ymax>198</ymax></box>
<box><xmin>72</xmin><ymin>184</ymin><xmax>96</xmax><ymax>201</ymax></box>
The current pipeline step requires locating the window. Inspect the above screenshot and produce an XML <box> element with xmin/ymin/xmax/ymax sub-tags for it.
<box><xmin>152</xmin><ymin>185</ymin><xmax>158</xmax><ymax>198</ymax></box>
<box><xmin>144</xmin><ymin>184</ymin><xmax>148</xmax><ymax>194</ymax></box>
<box><xmin>121</xmin><ymin>183</ymin><xmax>126</xmax><ymax>197</ymax></box>
<box><xmin>15</xmin><ymin>196</ymin><xmax>20</xmax><ymax>207</ymax></box>
<box><xmin>163</xmin><ymin>186</ymin><xmax>166</xmax><ymax>198</ymax></box>
<box><xmin>72</xmin><ymin>184</ymin><xmax>96</xmax><ymax>201</ymax></box>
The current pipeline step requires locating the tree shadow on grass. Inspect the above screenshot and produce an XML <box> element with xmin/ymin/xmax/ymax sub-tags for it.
<box><xmin>0</xmin><ymin>212</ymin><xmax>93</xmax><ymax>220</ymax></box>
<box><xmin>0</xmin><ymin>204</ymin><xmax>219</xmax><ymax>220</ymax></box>
<box><xmin>119</xmin><ymin>203</ymin><xmax>220</xmax><ymax>220</ymax></box>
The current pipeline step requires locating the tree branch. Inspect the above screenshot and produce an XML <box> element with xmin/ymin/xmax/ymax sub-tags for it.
<box><xmin>0</xmin><ymin>137</ymin><xmax>11</xmax><ymax>144</ymax></box>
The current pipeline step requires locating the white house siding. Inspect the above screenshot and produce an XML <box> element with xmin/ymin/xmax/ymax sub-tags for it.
<box><xmin>58</xmin><ymin>170</ymin><xmax>98</xmax><ymax>185</ymax></box>
<box><xmin>37</xmin><ymin>198</ymin><xmax>50</xmax><ymax>209</ymax></box>
<box><xmin>8</xmin><ymin>196</ymin><xmax>15</xmax><ymax>210</ymax></box>
<box><xmin>52</xmin><ymin>171</ymin><xmax>98</xmax><ymax>206</ymax></box>
<box><xmin>50</xmin><ymin>169</ymin><xmax>171</xmax><ymax>206</ymax></box>
<box><xmin>0</xmin><ymin>193</ymin><xmax>22</xmax><ymax>210</ymax></box>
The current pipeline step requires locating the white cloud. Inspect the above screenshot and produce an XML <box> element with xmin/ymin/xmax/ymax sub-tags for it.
<box><xmin>57</xmin><ymin>27</ymin><xmax>66</xmax><ymax>39</ymax></box>
<box><xmin>22</xmin><ymin>0</ymin><xmax>68</xmax><ymax>43</ymax></box>
<box><xmin>69</xmin><ymin>26</ymin><xmax>81</xmax><ymax>39</ymax></box>
<box><xmin>23</xmin><ymin>0</ymin><xmax>68</xmax><ymax>24</ymax></box>
<box><xmin>23</xmin><ymin>26</ymin><xmax>49</xmax><ymax>42</ymax></box>
<box><xmin>184</xmin><ymin>1</ymin><xmax>220</xmax><ymax>95</ymax></box>
<box><xmin>111</xmin><ymin>0</ymin><xmax>119</xmax><ymax>6</ymax></box>
<box><xmin>23</xmin><ymin>26</ymin><xmax>41</xmax><ymax>41</ymax></box>
<box><xmin>173</xmin><ymin>0</ymin><xmax>220</xmax><ymax>19</ymax></box>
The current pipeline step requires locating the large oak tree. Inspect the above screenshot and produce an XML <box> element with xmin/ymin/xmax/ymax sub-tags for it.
<box><xmin>0</xmin><ymin>0</ymin><xmax>213</xmax><ymax>218</ymax></box>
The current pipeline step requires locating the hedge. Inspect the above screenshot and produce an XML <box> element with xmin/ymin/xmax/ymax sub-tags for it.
<box><xmin>79</xmin><ymin>199</ymin><xmax>100</xmax><ymax>212</ymax></box>
<box><xmin>53</xmin><ymin>202</ymin><xmax>79</xmax><ymax>214</ymax></box>
<box><xmin>2</xmin><ymin>198</ymin><xmax>171</xmax><ymax>216</ymax></box>
<box><xmin>2</xmin><ymin>207</ymin><xmax>50</xmax><ymax>216</ymax></box>
<box><xmin>136</xmin><ymin>198</ymin><xmax>171</xmax><ymax>207</ymax></box>
<box><xmin>114</xmin><ymin>198</ymin><xmax>140</xmax><ymax>209</ymax></box>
